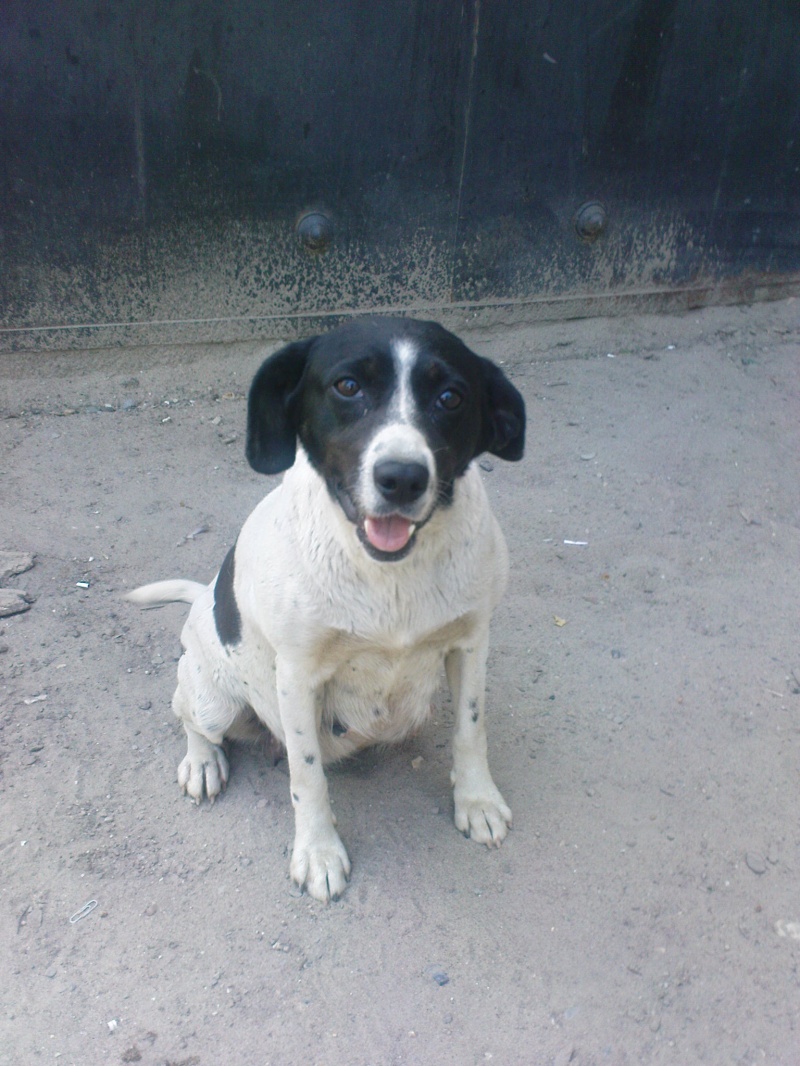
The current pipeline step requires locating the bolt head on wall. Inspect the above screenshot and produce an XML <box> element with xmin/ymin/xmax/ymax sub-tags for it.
<box><xmin>296</xmin><ymin>210</ymin><xmax>333</xmax><ymax>253</ymax></box>
<box><xmin>573</xmin><ymin>201</ymin><xmax>608</xmax><ymax>243</ymax></box>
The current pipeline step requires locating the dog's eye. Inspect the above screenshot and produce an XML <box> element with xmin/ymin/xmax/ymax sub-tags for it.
<box><xmin>437</xmin><ymin>388</ymin><xmax>462</xmax><ymax>411</ymax></box>
<box><xmin>333</xmin><ymin>377</ymin><xmax>361</xmax><ymax>398</ymax></box>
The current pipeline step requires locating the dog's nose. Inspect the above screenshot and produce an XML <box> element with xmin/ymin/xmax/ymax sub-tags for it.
<box><xmin>373</xmin><ymin>460</ymin><xmax>429</xmax><ymax>507</ymax></box>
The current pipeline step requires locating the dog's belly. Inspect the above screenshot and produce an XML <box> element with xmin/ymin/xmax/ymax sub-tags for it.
<box><xmin>226</xmin><ymin>606</ymin><xmax>478</xmax><ymax>762</ymax></box>
<box><xmin>319</xmin><ymin>643</ymin><xmax>444</xmax><ymax>760</ymax></box>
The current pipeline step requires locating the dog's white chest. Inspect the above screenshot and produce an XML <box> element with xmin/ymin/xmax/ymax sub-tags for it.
<box><xmin>320</xmin><ymin>627</ymin><xmax>461</xmax><ymax>754</ymax></box>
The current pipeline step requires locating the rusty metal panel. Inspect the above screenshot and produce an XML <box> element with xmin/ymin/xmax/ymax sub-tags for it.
<box><xmin>451</xmin><ymin>1</ymin><xmax>800</xmax><ymax>306</ymax></box>
<box><xmin>1</xmin><ymin>1</ymin><xmax>798</xmax><ymax>350</ymax></box>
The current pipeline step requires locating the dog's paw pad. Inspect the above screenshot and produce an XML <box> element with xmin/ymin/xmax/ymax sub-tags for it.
<box><xmin>454</xmin><ymin>793</ymin><xmax>512</xmax><ymax>848</ymax></box>
<box><xmin>178</xmin><ymin>743</ymin><xmax>229</xmax><ymax>803</ymax></box>
<box><xmin>290</xmin><ymin>834</ymin><xmax>351</xmax><ymax>903</ymax></box>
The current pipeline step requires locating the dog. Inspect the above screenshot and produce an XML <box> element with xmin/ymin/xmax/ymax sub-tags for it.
<box><xmin>127</xmin><ymin>316</ymin><xmax>525</xmax><ymax>902</ymax></box>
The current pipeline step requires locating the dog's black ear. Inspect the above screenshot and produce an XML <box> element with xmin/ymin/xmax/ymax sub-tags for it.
<box><xmin>246</xmin><ymin>339</ymin><xmax>316</xmax><ymax>474</ymax></box>
<box><xmin>478</xmin><ymin>357</ymin><xmax>526</xmax><ymax>461</ymax></box>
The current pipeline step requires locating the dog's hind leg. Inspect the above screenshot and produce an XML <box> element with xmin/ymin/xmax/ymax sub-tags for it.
<box><xmin>178</xmin><ymin>722</ymin><xmax>229</xmax><ymax>803</ymax></box>
<box><xmin>171</xmin><ymin>652</ymin><xmax>240</xmax><ymax>804</ymax></box>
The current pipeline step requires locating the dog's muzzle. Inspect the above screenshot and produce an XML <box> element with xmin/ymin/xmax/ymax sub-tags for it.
<box><xmin>362</xmin><ymin>460</ymin><xmax>429</xmax><ymax>554</ymax></box>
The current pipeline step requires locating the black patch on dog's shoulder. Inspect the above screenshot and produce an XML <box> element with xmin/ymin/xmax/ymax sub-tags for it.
<box><xmin>214</xmin><ymin>544</ymin><xmax>242</xmax><ymax>647</ymax></box>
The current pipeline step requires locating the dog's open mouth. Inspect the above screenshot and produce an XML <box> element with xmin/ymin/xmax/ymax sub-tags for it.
<box><xmin>333</xmin><ymin>481</ymin><xmax>424</xmax><ymax>561</ymax></box>
<box><xmin>362</xmin><ymin>514</ymin><xmax>417</xmax><ymax>554</ymax></box>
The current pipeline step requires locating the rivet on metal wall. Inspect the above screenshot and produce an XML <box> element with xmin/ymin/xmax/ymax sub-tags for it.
<box><xmin>573</xmin><ymin>201</ymin><xmax>607</xmax><ymax>243</ymax></box>
<box><xmin>296</xmin><ymin>210</ymin><xmax>333</xmax><ymax>253</ymax></box>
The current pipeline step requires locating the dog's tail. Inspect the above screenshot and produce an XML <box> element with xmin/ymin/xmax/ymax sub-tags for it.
<box><xmin>125</xmin><ymin>579</ymin><xmax>207</xmax><ymax>609</ymax></box>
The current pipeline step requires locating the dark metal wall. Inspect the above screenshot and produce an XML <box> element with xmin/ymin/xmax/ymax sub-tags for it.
<box><xmin>2</xmin><ymin>1</ymin><xmax>798</xmax><ymax>349</ymax></box>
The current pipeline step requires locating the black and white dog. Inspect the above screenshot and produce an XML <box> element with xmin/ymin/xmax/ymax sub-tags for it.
<box><xmin>128</xmin><ymin>317</ymin><xmax>525</xmax><ymax>901</ymax></box>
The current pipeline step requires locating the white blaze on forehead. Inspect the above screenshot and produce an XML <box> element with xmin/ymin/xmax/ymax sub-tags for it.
<box><xmin>391</xmin><ymin>338</ymin><xmax>418</xmax><ymax>424</ymax></box>
<box><xmin>354</xmin><ymin>337</ymin><xmax>437</xmax><ymax>522</ymax></box>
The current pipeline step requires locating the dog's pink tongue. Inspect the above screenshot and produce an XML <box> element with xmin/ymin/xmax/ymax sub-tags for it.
<box><xmin>364</xmin><ymin>515</ymin><xmax>413</xmax><ymax>553</ymax></box>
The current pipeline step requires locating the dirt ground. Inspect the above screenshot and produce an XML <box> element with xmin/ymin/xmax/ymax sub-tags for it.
<box><xmin>1</xmin><ymin>298</ymin><xmax>799</xmax><ymax>1066</ymax></box>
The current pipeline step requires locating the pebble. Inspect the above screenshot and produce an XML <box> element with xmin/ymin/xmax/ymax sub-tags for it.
<box><xmin>424</xmin><ymin>964</ymin><xmax>450</xmax><ymax>986</ymax></box>
<box><xmin>0</xmin><ymin>550</ymin><xmax>35</xmax><ymax>584</ymax></box>
<box><xmin>745</xmin><ymin>852</ymin><xmax>767</xmax><ymax>875</ymax></box>
<box><xmin>0</xmin><ymin>590</ymin><xmax>33</xmax><ymax>617</ymax></box>
<box><xmin>775</xmin><ymin>920</ymin><xmax>800</xmax><ymax>941</ymax></box>
<box><xmin>479</xmin><ymin>459</ymin><xmax>494</xmax><ymax>472</ymax></box>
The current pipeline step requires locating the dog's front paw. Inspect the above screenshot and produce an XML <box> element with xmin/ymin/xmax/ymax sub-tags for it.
<box><xmin>454</xmin><ymin>784</ymin><xmax>512</xmax><ymax>848</ymax></box>
<box><xmin>290</xmin><ymin>829</ymin><xmax>351</xmax><ymax>903</ymax></box>
<box><xmin>178</xmin><ymin>739</ymin><xmax>229</xmax><ymax>803</ymax></box>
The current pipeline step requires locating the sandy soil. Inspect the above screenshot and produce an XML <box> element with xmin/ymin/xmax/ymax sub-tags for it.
<box><xmin>1</xmin><ymin>299</ymin><xmax>799</xmax><ymax>1066</ymax></box>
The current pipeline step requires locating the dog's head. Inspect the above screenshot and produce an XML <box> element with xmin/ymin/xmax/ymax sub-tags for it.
<box><xmin>246</xmin><ymin>317</ymin><xmax>525</xmax><ymax>561</ymax></box>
